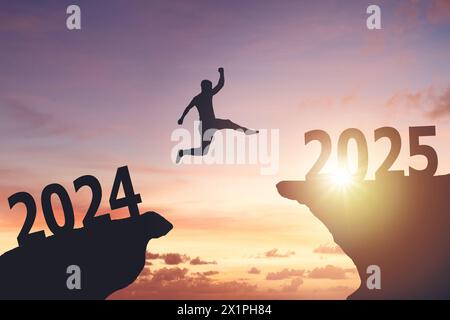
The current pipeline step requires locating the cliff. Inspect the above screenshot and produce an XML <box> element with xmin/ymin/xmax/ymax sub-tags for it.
<box><xmin>0</xmin><ymin>212</ymin><xmax>172</xmax><ymax>300</ymax></box>
<box><xmin>277</xmin><ymin>175</ymin><xmax>450</xmax><ymax>299</ymax></box>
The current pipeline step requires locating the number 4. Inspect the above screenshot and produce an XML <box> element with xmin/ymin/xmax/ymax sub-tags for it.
<box><xmin>109</xmin><ymin>166</ymin><xmax>142</xmax><ymax>217</ymax></box>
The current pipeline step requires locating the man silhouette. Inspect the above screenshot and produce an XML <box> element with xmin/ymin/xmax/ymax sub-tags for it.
<box><xmin>176</xmin><ymin>67</ymin><xmax>258</xmax><ymax>163</ymax></box>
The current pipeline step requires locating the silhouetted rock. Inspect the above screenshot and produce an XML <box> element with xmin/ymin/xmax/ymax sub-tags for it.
<box><xmin>277</xmin><ymin>175</ymin><xmax>450</xmax><ymax>299</ymax></box>
<box><xmin>0</xmin><ymin>212</ymin><xmax>172</xmax><ymax>300</ymax></box>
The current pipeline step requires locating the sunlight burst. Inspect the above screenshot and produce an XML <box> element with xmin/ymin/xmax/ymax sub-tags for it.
<box><xmin>331</xmin><ymin>169</ymin><xmax>353</xmax><ymax>188</ymax></box>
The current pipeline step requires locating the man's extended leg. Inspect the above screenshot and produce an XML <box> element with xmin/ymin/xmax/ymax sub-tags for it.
<box><xmin>215</xmin><ymin>119</ymin><xmax>259</xmax><ymax>135</ymax></box>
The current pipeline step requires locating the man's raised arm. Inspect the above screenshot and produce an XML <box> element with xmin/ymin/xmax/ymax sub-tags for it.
<box><xmin>212</xmin><ymin>67</ymin><xmax>225</xmax><ymax>95</ymax></box>
<box><xmin>178</xmin><ymin>99</ymin><xmax>195</xmax><ymax>125</ymax></box>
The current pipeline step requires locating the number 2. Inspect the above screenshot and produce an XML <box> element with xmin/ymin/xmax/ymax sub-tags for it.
<box><xmin>375</xmin><ymin>127</ymin><xmax>403</xmax><ymax>178</ymax></box>
<box><xmin>74</xmin><ymin>175</ymin><xmax>110</xmax><ymax>227</ymax></box>
<box><xmin>8</xmin><ymin>192</ymin><xmax>46</xmax><ymax>246</ymax></box>
<box><xmin>305</xmin><ymin>130</ymin><xmax>332</xmax><ymax>179</ymax></box>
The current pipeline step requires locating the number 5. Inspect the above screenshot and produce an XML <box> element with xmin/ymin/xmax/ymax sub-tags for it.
<box><xmin>409</xmin><ymin>126</ymin><xmax>438</xmax><ymax>176</ymax></box>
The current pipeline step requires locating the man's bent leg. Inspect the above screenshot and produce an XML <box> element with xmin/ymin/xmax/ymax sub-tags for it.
<box><xmin>176</xmin><ymin>130</ymin><xmax>214</xmax><ymax>163</ymax></box>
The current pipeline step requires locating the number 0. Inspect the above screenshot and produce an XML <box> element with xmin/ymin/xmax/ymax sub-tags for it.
<box><xmin>41</xmin><ymin>184</ymin><xmax>75</xmax><ymax>235</ymax></box>
<box><xmin>337</xmin><ymin>128</ymin><xmax>368</xmax><ymax>180</ymax></box>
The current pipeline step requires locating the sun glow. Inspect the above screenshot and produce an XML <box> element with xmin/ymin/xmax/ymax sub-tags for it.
<box><xmin>331</xmin><ymin>170</ymin><xmax>353</xmax><ymax>188</ymax></box>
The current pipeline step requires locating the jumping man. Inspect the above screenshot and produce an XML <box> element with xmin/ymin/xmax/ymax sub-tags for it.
<box><xmin>176</xmin><ymin>68</ymin><xmax>259</xmax><ymax>163</ymax></box>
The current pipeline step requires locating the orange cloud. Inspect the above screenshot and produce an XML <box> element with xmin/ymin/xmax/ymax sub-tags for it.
<box><xmin>262</xmin><ymin>248</ymin><xmax>296</xmax><ymax>258</ymax></box>
<box><xmin>385</xmin><ymin>85</ymin><xmax>450</xmax><ymax>119</ymax></box>
<box><xmin>193</xmin><ymin>271</ymin><xmax>220</xmax><ymax>278</ymax></box>
<box><xmin>110</xmin><ymin>267</ymin><xmax>256</xmax><ymax>300</ymax></box>
<box><xmin>190</xmin><ymin>257</ymin><xmax>217</xmax><ymax>265</ymax></box>
<box><xmin>328</xmin><ymin>285</ymin><xmax>353</xmax><ymax>292</ymax></box>
<box><xmin>308</xmin><ymin>265</ymin><xmax>347</xmax><ymax>280</ymax></box>
<box><xmin>151</xmin><ymin>267</ymin><xmax>189</xmax><ymax>282</ymax></box>
<box><xmin>281</xmin><ymin>277</ymin><xmax>303</xmax><ymax>292</ymax></box>
<box><xmin>385</xmin><ymin>88</ymin><xmax>429</xmax><ymax>110</ymax></box>
<box><xmin>146</xmin><ymin>252</ymin><xmax>196</xmax><ymax>265</ymax></box>
<box><xmin>248</xmin><ymin>267</ymin><xmax>261</xmax><ymax>274</ymax></box>
<box><xmin>428</xmin><ymin>86</ymin><xmax>450</xmax><ymax>119</ymax></box>
<box><xmin>266</xmin><ymin>269</ymin><xmax>305</xmax><ymax>280</ymax></box>
<box><xmin>313</xmin><ymin>244</ymin><xmax>345</xmax><ymax>255</ymax></box>
<box><xmin>162</xmin><ymin>253</ymin><xmax>190</xmax><ymax>265</ymax></box>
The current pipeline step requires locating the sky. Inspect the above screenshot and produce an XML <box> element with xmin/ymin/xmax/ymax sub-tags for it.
<box><xmin>0</xmin><ymin>0</ymin><xmax>449</xmax><ymax>299</ymax></box>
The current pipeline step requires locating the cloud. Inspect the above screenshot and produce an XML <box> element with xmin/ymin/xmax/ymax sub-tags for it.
<box><xmin>385</xmin><ymin>85</ymin><xmax>450</xmax><ymax>119</ymax></box>
<box><xmin>145</xmin><ymin>252</ymin><xmax>190</xmax><ymax>265</ymax></box>
<box><xmin>0</xmin><ymin>96</ymin><xmax>72</xmax><ymax>140</ymax></box>
<box><xmin>308</xmin><ymin>265</ymin><xmax>347</xmax><ymax>280</ymax></box>
<box><xmin>394</xmin><ymin>0</ymin><xmax>450</xmax><ymax>33</ymax></box>
<box><xmin>194</xmin><ymin>271</ymin><xmax>219</xmax><ymax>277</ymax></box>
<box><xmin>263</xmin><ymin>248</ymin><xmax>295</xmax><ymax>258</ymax></box>
<box><xmin>345</xmin><ymin>268</ymin><xmax>358</xmax><ymax>274</ymax></box>
<box><xmin>427</xmin><ymin>0</ymin><xmax>450</xmax><ymax>24</ymax></box>
<box><xmin>427</xmin><ymin>86</ymin><xmax>450</xmax><ymax>119</ymax></box>
<box><xmin>110</xmin><ymin>267</ymin><xmax>256</xmax><ymax>300</ymax></box>
<box><xmin>248</xmin><ymin>267</ymin><xmax>261</xmax><ymax>275</ymax></box>
<box><xmin>266</xmin><ymin>269</ymin><xmax>305</xmax><ymax>280</ymax></box>
<box><xmin>146</xmin><ymin>252</ymin><xmax>218</xmax><ymax>266</ymax></box>
<box><xmin>281</xmin><ymin>277</ymin><xmax>303</xmax><ymax>292</ymax></box>
<box><xmin>0</xmin><ymin>7</ymin><xmax>55</xmax><ymax>33</ymax></box>
<box><xmin>190</xmin><ymin>257</ymin><xmax>217</xmax><ymax>265</ymax></box>
<box><xmin>1</xmin><ymin>97</ymin><xmax>49</xmax><ymax>128</ymax></box>
<box><xmin>328</xmin><ymin>285</ymin><xmax>353</xmax><ymax>292</ymax></box>
<box><xmin>139</xmin><ymin>268</ymin><xmax>152</xmax><ymax>278</ymax></box>
<box><xmin>151</xmin><ymin>267</ymin><xmax>189</xmax><ymax>282</ymax></box>
<box><xmin>385</xmin><ymin>88</ymin><xmax>428</xmax><ymax>110</ymax></box>
<box><xmin>0</xmin><ymin>95</ymin><xmax>123</xmax><ymax>141</ymax></box>
<box><xmin>162</xmin><ymin>253</ymin><xmax>190</xmax><ymax>265</ymax></box>
<box><xmin>394</xmin><ymin>0</ymin><xmax>421</xmax><ymax>33</ymax></box>
<box><xmin>146</xmin><ymin>252</ymin><xmax>161</xmax><ymax>260</ymax></box>
<box><xmin>313</xmin><ymin>244</ymin><xmax>345</xmax><ymax>255</ymax></box>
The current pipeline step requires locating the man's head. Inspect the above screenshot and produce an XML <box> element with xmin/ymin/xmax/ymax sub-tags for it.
<box><xmin>201</xmin><ymin>80</ymin><xmax>212</xmax><ymax>93</ymax></box>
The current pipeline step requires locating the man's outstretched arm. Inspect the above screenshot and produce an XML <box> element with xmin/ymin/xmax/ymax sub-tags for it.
<box><xmin>178</xmin><ymin>99</ymin><xmax>195</xmax><ymax>125</ymax></box>
<box><xmin>212</xmin><ymin>67</ymin><xmax>225</xmax><ymax>95</ymax></box>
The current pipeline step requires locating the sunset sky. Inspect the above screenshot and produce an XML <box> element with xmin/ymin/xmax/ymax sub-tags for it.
<box><xmin>1</xmin><ymin>0</ymin><xmax>450</xmax><ymax>299</ymax></box>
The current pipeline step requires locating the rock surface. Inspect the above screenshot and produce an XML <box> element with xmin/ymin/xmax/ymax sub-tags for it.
<box><xmin>0</xmin><ymin>212</ymin><xmax>172</xmax><ymax>299</ymax></box>
<box><xmin>277</xmin><ymin>175</ymin><xmax>450</xmax><ymax>299</ymax></box>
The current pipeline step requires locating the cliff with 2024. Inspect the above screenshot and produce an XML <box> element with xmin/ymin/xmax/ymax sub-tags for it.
<box><xmin>0</xmin><ymin>212</ymin><xmax>172</xmax><ymax>299</ymax></box>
